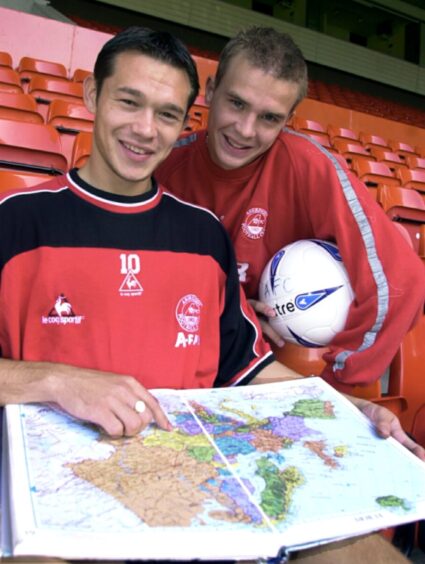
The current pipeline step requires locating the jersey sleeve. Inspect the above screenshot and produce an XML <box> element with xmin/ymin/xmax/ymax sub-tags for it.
<box><xmin>214</xmin><ymin>231</ymin><xmax>274</xmax><ymax>388</ymax></box>
<box><xmin>294</xmin><ymin>142</ymin><xmax>425</xmax><ymax>392</ymax></box>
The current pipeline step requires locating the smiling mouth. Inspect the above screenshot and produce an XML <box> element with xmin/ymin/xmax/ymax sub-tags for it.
<box><xmin>121</xmin><ymin>141</ymin><xmax>153</xmax><ymax>155</ymax></box>
<box><xmin>224</xmin><ymin>135</ymin><xmax>251</xmax><ymax>151</ymax></box>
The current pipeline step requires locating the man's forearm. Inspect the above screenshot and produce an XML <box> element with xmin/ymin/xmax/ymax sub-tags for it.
<box><xmin>0</xmin><ymin>358</ymin><xmax>60</xmax><ymax>405</ymax></box>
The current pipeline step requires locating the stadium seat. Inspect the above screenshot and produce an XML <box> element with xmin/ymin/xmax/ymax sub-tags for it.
<box><xmin>370</xmin><ymin>147</ymin><xmax>408</xmax><ymax>174</ymax></box>
<box><xmin>71</xmin><ymin>131</ymin><xmax>92</xmax><ymax>168</ymax></box>
<box><xmin>396</xmin><ymin>168</ymin><xmax>425</xmax><ymax>195</ymax></box>
<box><xmin>28</xmin><ymin>77</ymin><xmax>84</xmax><ymax>120</ymax></box>
<box><xmin>388</xmin><ymin>139</ymin><xmax>418</xmax><ymax>160</ymax></box>
<box><xmin>0</xmin><ymin>118</ymin><xmax>67</xmax><ymax>174</ymax></box>
<box><xmin>0</xmin><ymin>169</ymin><xmax>52</xmax><ymax>192</ymax></box>
<box><xmin>415</xmin><ymin>146</ymin><xmax>425</xmax><ymax>159</ymax></box>
<box><xmin>351</xmin><ymin>158</ymin><xmax>400</xmax><ymax>187</ymax></box>
<box><xmin>47</xmin><ymin>99</ymin><xmax>93</xmax><ymax>133</ymax></box>
<box><xmin>192</xmin><ymin>55</ymin><xmax>218</xmax><ymax>102</ymax></box>
<box><xmin>305</xmin><ymin>132</ymin><xmax>336</xmax><ymax>153</ymax></box>
<box><xmin>332</xmin><ymin>139</ymin><xmax>372</xmax><ymax>167</ymax></box>
<box><xmin>0</xmin><ymin>51</ymin><xmax>13</xmax><ymax>68</ymax></box>
<box><xmin>327</xmin><ymin>125</ymin><xmax>359</xmax><ymax>144</ymax></box>
<box><xmin>292</xmin><ymin>116</ymin><xmax>331</xmax><ymax>146</ymax></box>
<box><xmin>0</xmin><ymin>67</ymin><xmax>23</xmax><ymax>94</ymax></box>
<box><xmin>377</xmin><ymin>184</ymin><xmax>425</xmax><ymax>256</ymax></box>
<box><xmin>406</xmin><ymin>156</ymin><xmax>425</xmax><ymax>171</ymax></box>
<box><xmin>18</xmin><ymin>56</ymin><xmax>68</xmax><ymax>88</ymax></box>
<box><xmin>72</xmin><ymin>68</ymin><xmax>92</xmax><ymax>82</ymax></box>
<box><xmin>397</xmin><ymin>315</ymin><xmax>425</xmax><ymax>434</ymax></box>
<box><xmin>359</xmin><ymin>132</ymin><xmax>390</xmax><ymax>152</ymax></box>
<box><xmin>412</xmin><ymin>404</ymin><xmax>425</xmax><ymax>449</ymax></box>
<box><xmin>0</xmin><ymin>91</ymin><xmax>44</xmax><ymax>124</ymax></box>
<box><xmin>47</xmin><ymin>99</ymin><xmax>94</xmax><ymax>163</ymax></box>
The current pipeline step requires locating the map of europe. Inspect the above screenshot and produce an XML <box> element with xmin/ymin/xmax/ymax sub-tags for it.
<box><xmin>4</xmin><ymin>378</ymin><xmax>425</xmax><ymax>559</ymax></box>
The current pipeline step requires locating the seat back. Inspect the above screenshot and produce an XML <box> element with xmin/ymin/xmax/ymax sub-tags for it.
<box><xmin>0</xmin><ymin>91</ymin><xmax>43</xmax><ymax>124</ymax></box>
<box><xmin>0</xmin><ymin>51</ymin><xmax>13</xmax><ymax>68</ymax></box>
<box><xmin>388</xmin><ymin>139</ymin><xmax>418</xmax><ymax>160</ymax></box>
<box><xmin>0</xmin><ymin>118</ymin><xmax>67</xmax><ymax>174</ymax></box>
<box><xmin>351</xmin><ymin>158</ymin><xmax>400</xmax><ymax>187</ymax></box>
<box><xmin>327</xmin><ymin>125</ymin><xmax>359</xmax><ymax>144</ymax></box>
<box><xmin>396</xmin><ymin>168</ymin><xmax>425</xmax><ymax>194</ymax></box>
<box><xmin>71</xmin><ymin>131</ymin><xmax>92</xmax><ymax>169</ymax></box>
<box><xmin>192</xmin><ymin>55</ymin><xmax>218</xmax><ymax>101</ymax></box>
<box><xmin>406</xmin><ymin>156</ymin><xmax>425</xmax><ymax>171</ymax></box>
<box><xmin>18</xmin><ymin>56</ymin><xmax>68</xmax><ymax>86</ymax></box>
<box><xmin>0</xmin><ymin>67</ymin><xmax>23</xmax><ymax>94</ymax></box>
<box><xmin>412</xmin><ymin>404</ymin><xmax>425</xmax><ymax>448</ymax></box>
<box><xmin>333</xmin><ymin>139</ymin><xmax>371</xmax><ymax>167</ymax></box>
<box><xmin>72</xmin><ymin>68</ymin><xmax>92</xmax><ymax>82</ymax></box>
<box><xmin>47</xmin><ymin>99</ymin><xmax>94</xmax><ymax>163</ymax></box>
<box><xmin>370</xmin><ymin>147</ymin><xmax>408</xmax><ymax>173</ymax></box>
<box><xmin>0</xmin><ymin>169</ymin><xmax>52</xmax><ymax>192</ymax></box>
<box><xmin>359</xmin><ymin>131</ymin><xmax>390</xmax><ymax>152</ymax></box>
<box><xmin>47</xmin><ymin>99</ymin><xmax>94</xmax><ymax>133</ymax></box>
<box><xmin>28</xmin><ymin>76</ymin><xmax>84</xmax><ymax>104</ymax></box>
<box><xmin>377</xmin><ymin>184</ymin><xmax>425</xmax><ymax>257</ymax></box>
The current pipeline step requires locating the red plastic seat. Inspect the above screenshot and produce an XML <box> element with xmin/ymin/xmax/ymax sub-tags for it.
<box><xmin>396</xmin><ymin>168</ymin><xmax>425</xmax><ymax>194</ymax></box>
<box><xmin>72</xmin><ymin>68</ymin><xmax>92</xmax><ymax>82</ymax></box>
<box><xmin>370</xmin><ymin>147</ymin><xmax>408</xmax><ymax>174</ymax></box>
<box><xmin>0</xmin><ymin>68</ymin><xmax>23</xmax><ymax>94</ymax></box>
<box><xmin>18</xmin><ymin>56</ymin><xmax>68</xmax><ymax>87</ymax></box>
<box><xmin>47</xmin><ymin>99</ymin><xmax>94</xmax><ymax>163</ymax></box>
<box><xmin>192</xmin><ymin>55</ymin><xmax>218</xmax><ymax>102</ymax></box>
<box><xmin>377</xmin><ymin>184</ymin><xmax>425</xmax><ymax>256</ymax></box>
<box><xmin>0</xmin><ymin>92</ymin><xmax>44</xmax><ymax>124</ymax></box>
<box><xmin>412</xmin><ymin>404</ymin><xmax>425</xmax><ymax>448</ymax></box>
<box><xmin>28</xmin><ymin>77</ymin><xmax>84</xmax><ymax>121</ymax></box>
<box><xmin>359</xmin><ymin>132</ymin><xmax>390</xmax><ymax>153</ymax></box>
<box><xmin>0</xmin><ymin>169</ymin><xmax>52</xmax><ymax>192</ymax></box>
<box><xmin>332</xmin><ymin>139</ymin><xmax>372</xmax><ymax>168</ymax></box>
<box><xmin>0</xmin><ymin>51</ymin><xmax>13</xmax><ymax>68</ymax></box>
<box><xmin>351</xmin><ymin>158</ymin><xmax>400</xmax><ymax>187</ymax></box>
<box><xmin>388</xmin><ymin>139</ymin><xmax>418</xmax><ymax>160</ymax></box>
<box><xmin>327</xmin><ymin>125</ymin><xmax>359</xmax><ymax>144</ymax></box>
<box><xmin>0</xmin><ymin>118</ymin><xmax>67</xmax><ymax>174</ymax></box>
<box><xmin>47</xmin><ymin>99</ymin><xmax>93</xmax><ymax>133</ymax></box>
<box><xmin>71</xmin><ymin>131</ymin><xmax>92</xmax><ymax>169</ymax></box>
<box><xmin>292</xmin><ymin>116</ymin><xmax>331</xmax><ymax>146</ymax></box>
<box><xmin>406</xmin><ymin>156</ymin><xmax>425</xmax><ymax>171</ymax></box>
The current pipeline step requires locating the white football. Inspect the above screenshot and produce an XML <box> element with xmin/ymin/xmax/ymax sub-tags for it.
<box><xmin>259</xmin><ymin>239</ymin><xmax>354</xmax><ymax>347</ymax></box>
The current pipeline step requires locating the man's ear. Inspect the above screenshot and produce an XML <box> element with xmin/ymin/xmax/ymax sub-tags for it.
<box><xmin>83</xmin><ymin>75</ymin><xmax>97</xmax><ymax>114</ymax></box>
<box><xmin>205</xmin><ymin>76</ymin><xmax>215</xmax><ymax>106</ymax></box>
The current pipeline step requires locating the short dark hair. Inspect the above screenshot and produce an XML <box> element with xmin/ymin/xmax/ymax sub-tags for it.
<box><xmin>215</xmin><ymin>26</ymin><xmax>308</xmax><ymax>110</ymax></box>
<box><xmin>94</xmin><ymin>26</ymin><xmax>199</xmax><ymax>112</ymax></box>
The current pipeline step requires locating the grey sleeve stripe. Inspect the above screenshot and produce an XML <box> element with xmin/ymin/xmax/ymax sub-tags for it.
<box><xmin>287</xmin><ymin>130</ymin><xmax>389</xmax><ymax>372</ymax></box>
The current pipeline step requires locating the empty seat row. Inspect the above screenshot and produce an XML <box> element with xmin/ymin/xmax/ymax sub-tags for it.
<box><xmin>291</xmin><ymin>116</ymin><xmax>423</xmax><ymax>160</ymax></box>
<box><xmin>0</xmin><ymin>50</ymin><xmax>91</xmax><ymax>83</ymax></box>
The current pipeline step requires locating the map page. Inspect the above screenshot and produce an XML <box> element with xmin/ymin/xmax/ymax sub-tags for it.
<box><xmin>2</xmin><ymin>377</ymin><xmax>425</xmax><ymax>560</ymax></box>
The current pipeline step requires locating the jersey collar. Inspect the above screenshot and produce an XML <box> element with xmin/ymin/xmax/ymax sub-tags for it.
<box><xmin>67</xmin><ymin>168</ymin><xmax>163</xmax><ymax>214</ymax></box>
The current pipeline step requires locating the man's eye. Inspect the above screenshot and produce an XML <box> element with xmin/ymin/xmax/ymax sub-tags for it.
<box><xmin>120</xmin><ymin>98</ymin><xmax>137</xmax><ymax>107</ymax></box>
<box><xmin>263</xmin><ymin>114</ymin><xmax>279</xmax><ymax>124</ymax></box>
<box><xmin>160</xmin><ymin>112</ymin><xmax>180</xmax><ymax>122</ymax></box>
<box><xmin>230</xmin><ymin>99</ymin><xmax>244</xmax><ymax>109</ymax></box>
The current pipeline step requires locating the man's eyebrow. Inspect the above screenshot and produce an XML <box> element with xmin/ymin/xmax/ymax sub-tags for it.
<box><xmin>116</xmin><ymin>86</ymin><xmax>186</xmax><ymax>116</ymax></box>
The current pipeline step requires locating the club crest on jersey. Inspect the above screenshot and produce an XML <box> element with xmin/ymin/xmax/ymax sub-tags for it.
<box><xmin>241</xmin><ymin>207</ymin><xmax>268</xmax><ymax>240</ymax></box>
<box><xmin>41</xmin><ymin>294</ymin><xmax>84</xmax><ymax>325</ymax></box>
<box><xmin>175</xmin><ymin>294</ymin><xmax>202</xmax><ymax>348</ymax></box>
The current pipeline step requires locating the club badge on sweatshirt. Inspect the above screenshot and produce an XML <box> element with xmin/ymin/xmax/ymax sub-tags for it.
<box><xmin>241</xmin><ymin>207</ymin><xmax>268</xmax><ymax>239</ymax></box>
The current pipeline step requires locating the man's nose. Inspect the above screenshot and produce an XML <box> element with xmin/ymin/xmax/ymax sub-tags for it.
<box><xmin>132</xmin><ymin>108</ymin><xmax>156</xmax><ymax>138</ymax></box>
<box><xmin>235</xmin><ymin>113</ymin><xmax>256</xmax><ymax>138</ymax></box>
